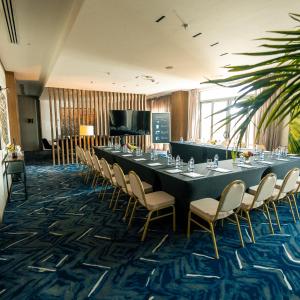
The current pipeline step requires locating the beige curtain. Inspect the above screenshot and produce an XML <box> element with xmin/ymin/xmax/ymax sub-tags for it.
<box><xmin>253</xmin><ymin>92</ymin><xmax>283</xmax><ymax>150</ymax></box>
<box><xmin>148</xmin><ymin>95</ymin><xmax>171</xmax><ymax>151</ymax></box>
<box><xmin>187</xmin><ymin>89</ymin><xmax>200</xmax><ymax>141</ymax></box>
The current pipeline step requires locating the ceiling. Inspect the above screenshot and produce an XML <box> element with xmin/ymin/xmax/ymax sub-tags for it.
<box><xmin>0</xmin><ymin>0</ymin><xmax>299</xmax><ymax>96</ymax></box>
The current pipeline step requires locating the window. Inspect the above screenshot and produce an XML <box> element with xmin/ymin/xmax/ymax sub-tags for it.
<box><xmin>200</xmin><ymin>97</ymin><xmax>255</xmax><ymax>147</ymax></box>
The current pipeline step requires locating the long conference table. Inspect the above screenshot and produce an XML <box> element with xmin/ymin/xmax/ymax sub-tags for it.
<box><xmin>170</xmin><ymin>141</ymin><xmax>234</xmax><ymax>163</ymax></box>
<box><xmin>94</xmin><ymin>146</ymin><xmax>300</xmax><ymax>226</ymax></box>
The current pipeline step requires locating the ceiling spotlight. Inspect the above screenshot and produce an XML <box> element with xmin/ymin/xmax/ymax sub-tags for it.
<box><xmin>210</xmin><ymin>42</ymin><xmax>219</xmax><ymax>47</ymax></box>
<box><xmin>165</xmin><ymin>66</ymin><xmax>173</xmax><ymax>70</ymax></box>
<box><xmin>106</xmin><ymin>72</ymin><xmax>110</xmax><ymax>75</ymax></box>
<box><xmin>112</xmin><ymin>82</ymin><xmax>116</xmax><ymax>85</ymax></box>
<box><xmin>155</xmin><ymin>16</ymin><xmax>165</xmax><ymax>23</ymax></box>
<box><xmin>192</xmin><ymin>33</ymin><xmax>202</xmax><ymax>38</ymax></box>
<box><xmin>90</xmin><ymin>81</ymin><xmax>94</xmax><ymax>84</ymax></box>
<box><xmin>223</xmin><ymin>64</ymin><xmax>231</xmax><ymax>67</ymax></box>
<box><xmin>220</xmin><ymin>52</ymin><xmax>229</xmax><ymax>56</ymax></box>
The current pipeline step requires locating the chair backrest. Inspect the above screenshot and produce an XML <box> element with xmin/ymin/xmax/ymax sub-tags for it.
<box><xmin>92</xmin><ymin>154</ymin><xmax>102</xmax><ymax>174</ymax></box>
<box><xmin>113</xmin><ymin>163</ymin><xmax>127</xmax><ymax>191</ymax></box>
<box><xmin>80</xmin><ymin>148</ymin><xmax>87</xmax><ymax>164</ymax></box>
<box><xmin>100</xmin><ymin>158</ymin><xmax>113</xmax><ymax>183</ymax></box>
<box><xmin>280</xmin><ymin>168</ymin><xmax>300</xmax><ymax>194</ymax></box>
<box><xmin>128</xmin><ymin>171</ymin><xmax>146</xmax><ymax>207</ymax></box>
<box><xmin>42</xmin><ymin>138</ymin><xmax>52</xmax><ymax>149</ymax></box>
<box><xmin>85</xmin><ymin>150</ymin><xmax>93</xmax><ymax>167</ymax></box>
<box><xmin>254</xmin><ymin>173</ymin><xmax>277</xmax><ymax>205</ymax></box>
<box><xmin>217</xmin><ymin>180</ymin><xmax>245</xmax><ymax>216</ymax></box>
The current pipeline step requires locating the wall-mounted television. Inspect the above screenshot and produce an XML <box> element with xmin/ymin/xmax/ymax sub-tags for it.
<box><xmin>109</xmin><ymin>110</ymin><xmax>151</xmax><ymax>136</ymax></box>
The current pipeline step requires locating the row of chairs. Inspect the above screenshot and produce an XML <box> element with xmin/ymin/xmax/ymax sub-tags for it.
<box><xmin>76</xmin><ymin>146</ymin><xmax>176</xmax><ymax>241</ymax></box>
<box><xmin>188</xmin><ymin>168</ymin><xmax>300</xmax><ymax>258</ymax></box>
<box><xmin>76</xmin><ymin>146</ymin><xmax>300</xmax><ymax>259</ymax></box>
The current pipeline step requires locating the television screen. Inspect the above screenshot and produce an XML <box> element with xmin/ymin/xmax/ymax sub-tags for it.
<box><xmin>109</xmin><ymin>110</ymin><xmax>151</xmax><ymax>136</ymax></box>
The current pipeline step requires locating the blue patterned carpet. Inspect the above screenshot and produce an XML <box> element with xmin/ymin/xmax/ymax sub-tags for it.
<box><xmin>1</xmin><ymin>164</ymin><xmax>300</xmax><ymax>299</ymax></box>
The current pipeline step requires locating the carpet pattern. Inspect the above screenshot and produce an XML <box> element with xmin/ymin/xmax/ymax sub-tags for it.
<box><xmin>1</xmin><ymin>164</ymin><xmax>300</xmax><ymax>299</ymax></box>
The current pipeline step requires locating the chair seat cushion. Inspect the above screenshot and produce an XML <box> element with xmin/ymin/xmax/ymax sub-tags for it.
<box><xmin>124</xmin><ymin>181</ymin><xmax>153</xmax><ymax>195</ymax></box>
<box><xmin>190</xmin><ymin>198</ymin><xmax>233</xmax><ymax>222</ymax></box>
<box><xmin>241</xmin><ymin>193</ymin><xmax>264</xmax><ymax>210</ymax></box>
<box><xmin>249</xmin><ymin>185</ymin><xmax>286</xmax><ymax>200</ymax></box>
<box><xmin>145</xmin><ymin>191</ymin><xmax>175</xmax><ymax>210</ymax></box>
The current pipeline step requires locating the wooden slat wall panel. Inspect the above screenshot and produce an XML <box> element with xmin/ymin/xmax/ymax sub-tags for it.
<box><xmin>47</xmin><ymin>88</ymin><xmax>149</xmax><ymax>165</ymax></box>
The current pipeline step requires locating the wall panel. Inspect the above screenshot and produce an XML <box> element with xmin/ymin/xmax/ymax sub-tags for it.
<box><xmin>47</xmin><ymin>87</ymin><xmax>148</xmax><ymax>165</ymax></box>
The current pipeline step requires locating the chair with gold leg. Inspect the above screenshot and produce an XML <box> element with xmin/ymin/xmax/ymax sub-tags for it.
<box><xmin>274</xmin><ymin>168</ymin><xmax>300</xmax><ymax>223</ymax></box>
<box><xmin>248</xmin><ymin>168</ymin><xmax>299</xmax><ymax>229</ymax></box>
<box><xmin>240</xmin><ymin>173</ymin><xmax>277</xmax><ymax>243</ymax></box>
<box><xmin>85</xmin><ymin>150</ymin><xmax>95</xmax><ymax>185</ymax></box>
<box><xmin>99</xmin><ymin>158</ymin><xmax>118</xmax><ymax>204</ymax></box>
<box><xmin>91</xmin><ymin>154</ymin><xmax>105</xmax><ymax>190</ymax></box>
<box><xmin>112</xmin><ymin>163</ymin><xmax>153</xmax><ymax>214</ymax></box>
<box><xmin>127</xmin><ymin>171</ymin><xmax>175</xmax><ymax>242</ymax></box>
<box><xmin>187</xmin><ymin>180</ymin><xmax>245</xmax><ymax>259</ymax></box>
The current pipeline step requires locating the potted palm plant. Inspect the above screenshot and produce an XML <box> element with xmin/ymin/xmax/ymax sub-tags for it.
<box><xmin>205</xmin><ymin>13</ymin><xmax>300</xmax><ymax>152</ymax></box>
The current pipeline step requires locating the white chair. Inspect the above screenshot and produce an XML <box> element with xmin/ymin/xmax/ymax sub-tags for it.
<box><xmin>248</xmin><ymin>168</ymin><xmax>299</xmax><ymax>229</ymax></box>
<box><xmin>187</xmin><ymin>180</ymin><xmax>245</xmax><ymax>259</ymax></box>
<box><xmin>112</xmin><ymin>163</ymin><xmax>153</xmax><ymax>213</ymax></box>
<box><xmin>99</xmin><ymin>158</ymin><xmax>117</xmax><ymax>203</ymax></box>
<box><xmin>128</xmin><ymin>171</ymin><xmax>176</xmax><ymax>241</ymax></box>
<box><xmin>91</xmin><ymin>154</ymin><xmax>104</xmax><ymax>189</ymax></box>
<box><xmin>240</xmin><ymin>173</ymin><xmax>277</xmax><ymax>242</ymax></box>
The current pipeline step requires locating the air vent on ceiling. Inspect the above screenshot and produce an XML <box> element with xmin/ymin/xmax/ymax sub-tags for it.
<box><xmin>1</xmin><ymin>0</ymin><xmax>18</xmax><ymax>43</ymax></box>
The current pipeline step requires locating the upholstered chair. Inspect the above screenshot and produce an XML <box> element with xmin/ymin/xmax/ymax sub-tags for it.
<box><xmin>187</xmin><ymin>180</ymin><xmax>245</xmax><ymax>259</ymax></box>
<box><xmin>128</xmin><ymin>171</ymin><xmax>175</xmax><ymax>241</ymax></box>
<box><xmin>240</xmin><ymin>173</ymin><xmax>277</xmax><ymax>242</ymax></box>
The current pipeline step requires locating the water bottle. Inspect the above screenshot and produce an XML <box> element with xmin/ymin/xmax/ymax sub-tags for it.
<box><xmin>260</xmin><ymin>151</ymin><xmax>265</xmax><ymax>161</ymax></box>
<box><xmin>167</xmin><ymin>152</ymin><xmax>172</xmax><ymax>165</ymax></box>
<box><xmin>188</xmin><ymin>157</ymin><xmax>195</xmax><ymax>172</ymax></box>
<box><xmin>213</xmin><ymin>154</ymin><xmax>219</xmax><ymax>168</ymax></box>
<box><xmin>150</xmin><ymin>150</ymin><xmax>154</xmax><ymax>160</ymax></box>
<box><xmin>175</xmin><ymin>155</ymin><xmax>180</xmax><ymax>168</ymax></box>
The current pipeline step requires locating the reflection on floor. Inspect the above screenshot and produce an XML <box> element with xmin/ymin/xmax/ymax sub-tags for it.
<box><xmin>1</xmin><ymin>164</ymin><xmax>300</xmax><ymax>299</ymax></box>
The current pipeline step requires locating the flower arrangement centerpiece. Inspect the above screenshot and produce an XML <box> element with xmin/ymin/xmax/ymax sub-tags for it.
<box><xmin>6</xmin><ymin>142</ymin><xmax>17</xmax><ymax>158</ymax></box>
<box><xmin>241</xmin><ymin>150</ymin><xmax>253</xmax><ymax>163</ymax></box>
<box><xmin>209</xmin><ymin>139</ymin><xmax>217</xmax><ymax>145</ymax></box>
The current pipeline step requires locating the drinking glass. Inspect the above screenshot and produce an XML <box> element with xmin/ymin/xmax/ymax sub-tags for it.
<box><xmin>207</xmin><ymin>158</ymin><xmax>212</xmax><ymax>168</ymax></box>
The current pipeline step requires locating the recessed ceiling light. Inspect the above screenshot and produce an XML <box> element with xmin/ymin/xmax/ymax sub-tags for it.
<box><xmin>136</xmin><ymin>84</ymin><xmax>139</xmax><ymax>86</ymax></box>
<box><xmin>220</xmin><ymin>52</ymin><xmax>228</xmax><ymax>56</ymax></box>
<box><xmin>26</xmin><ymin>42</ymin><xmax>31</xmax><ymax>46</ymax></box>
<box><xmin>90</xmin><ymin>81</ymin><xmax>94</xmax><ymax>84</ymax></box>
<box><xmin>112</xmin><ymin>82</ymin><xmax>116</xmax><ymax>85</ymax></box>
<box><xmin>123</xmin><ymin>85</ymin><xmax>126</xmax><ymax>88</ymax></box>
<box><xmin>223</xmin><ymin>64</ymin><xmax>231</xmax><ymax>67</ymax></box>
<box><xmin>106</xmin><ymin>72</ymin><xmax>110</xmax><ymax>75</ymax></box>
<box><xmin>165</xmin><ymin>66</ymin><xmax>173</xmax><ymax>70</ymax></box>
<box><xmin>192</xmin><ymin>33</ymin><xmax>202</xmax><ymax>38</ymax></box>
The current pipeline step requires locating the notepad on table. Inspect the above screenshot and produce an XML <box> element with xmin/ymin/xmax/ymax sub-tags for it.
<box><xmin>259</xmin><ymin>161</ymin><xmax>274</xmax><ymax>165</ymax></box>
<box><xmin>165</xmin><ymin>168</ymin><xmax>182</xmax><ymax>174</ymax></box>
<box><xmin>276</xmin><ymin>158</ymin><xmax>289</xmax><ymax>161</ymax></box>
<box><xmin>181</xmin><ymin>172</ymin><xmax>204</xmax><ymax>178</ymax></box>
<box><xmin>134</xmin><ymin>158</ymin><xmax>147</xmax><ymax>161</ymax></box>
<box><xmin>147</xmin><ymin>162</ymin><xmax>162</xmax><ymax>167</ymax></box>
<box><xmin>237</xmin><ymin>164</ymin><xmax>256</xmax><ymax>169</ymax></box>
<box><xmin>111</xmin><ymin>150</ymin><xmax>121</xmax><ymax>153</ymax></box>
<box><xmin>122</xmin><ymin>154</ymin><xmax>133</xmax><ymax>157</ymax></box>
<box><xmin>213</xmin><ymin>168</ymin><xmax>232</xmax><ymax>173</ymax></box>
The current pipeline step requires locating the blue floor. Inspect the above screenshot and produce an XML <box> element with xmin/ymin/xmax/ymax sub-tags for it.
<box><xmin>1</xmin><ymin>164</ymin><xmax>300</xmax><ymax>299</ymax></box>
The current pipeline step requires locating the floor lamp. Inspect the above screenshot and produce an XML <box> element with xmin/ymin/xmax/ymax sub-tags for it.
<box><xmin>79</xmin><ymin>125</ymin><xmax>94</xmax><ymax>151</ymax></box>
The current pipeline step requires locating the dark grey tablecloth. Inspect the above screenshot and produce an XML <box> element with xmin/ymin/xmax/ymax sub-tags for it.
<box><xmin>94</xmin><ymin>146</ymin><xmax>300</xmax><ymax>225</ymax></box>
<box><xmin>170</xmin><ymin>141</ymin><xmax>232</xmax><ymax>163</ymax></box>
